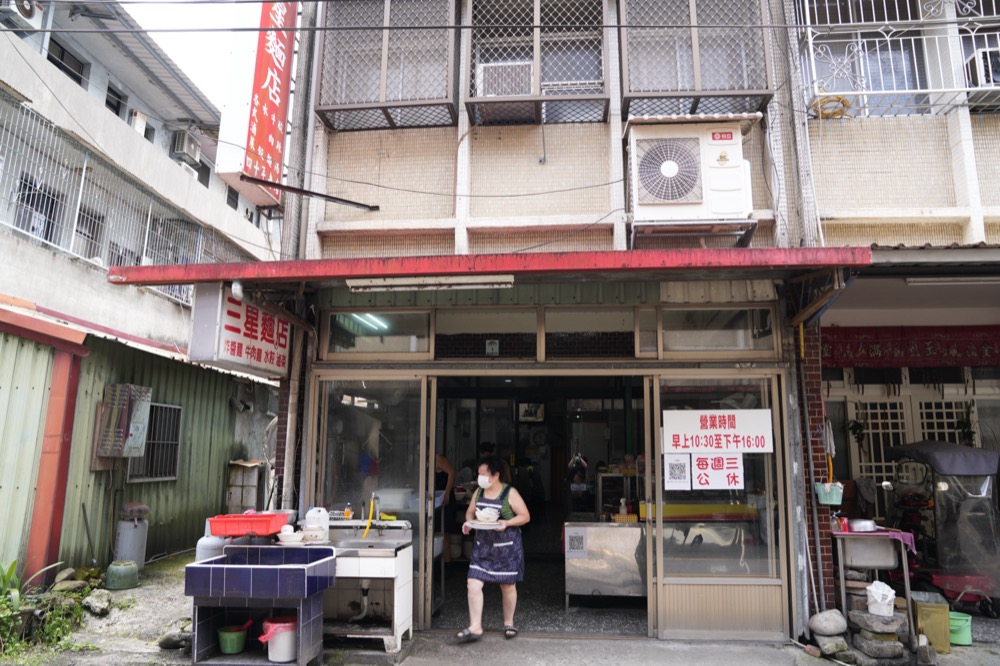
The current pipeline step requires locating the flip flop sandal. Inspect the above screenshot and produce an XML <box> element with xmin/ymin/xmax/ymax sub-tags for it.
<box><xmin>504</xmin><ymin>625</ymin><xmax>518</xmax><ymax>639</ymax></box>
<box><xmin>453</xmin><ymin>628</ymin><xmax>482</xmax><ymax>644</ymax></box>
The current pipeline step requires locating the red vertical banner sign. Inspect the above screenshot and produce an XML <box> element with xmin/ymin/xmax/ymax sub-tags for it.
<box><xmin>244</xmin><ymin>2</ymin><xmax>297</xmax><ymax>202</ymax></box>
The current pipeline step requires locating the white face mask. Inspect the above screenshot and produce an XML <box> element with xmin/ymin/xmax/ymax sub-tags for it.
<box><xmin>477</xmin><ymin>474</ymin><xmax>491</xmax><ymax>489</ymax></box>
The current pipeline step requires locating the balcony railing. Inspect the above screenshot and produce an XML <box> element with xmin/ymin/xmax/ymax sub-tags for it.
<box><xmin>800</xmin><ymin>0</ymin><xmax>1000</xmax><ymax>115</ymax></box>
<box><xmin>0</xmin><ymin>91</ymin><xmax>252</xmax><ymax>305</ymax></box>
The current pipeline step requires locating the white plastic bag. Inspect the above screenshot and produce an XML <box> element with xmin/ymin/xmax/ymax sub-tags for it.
<box><xmin>866</xmin><ymin>580</ymin><xmax>896</xmax><ymax>617</ymax></box>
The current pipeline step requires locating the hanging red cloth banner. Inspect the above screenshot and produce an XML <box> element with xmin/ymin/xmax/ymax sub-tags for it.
<box><xmin>821</xmin><ymin>326</ymin><xmax>1000</xmax><ymax>368</ymax></box>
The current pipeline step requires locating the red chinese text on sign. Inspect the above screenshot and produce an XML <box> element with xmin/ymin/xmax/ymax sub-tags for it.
<box><xmin>243</xmin><ymin>2</ymin><xmax>297</xmax><ymax>202</ymax></box>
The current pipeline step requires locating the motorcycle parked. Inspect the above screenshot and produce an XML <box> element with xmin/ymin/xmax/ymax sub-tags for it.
<box><xmin>884</xmin><ymin>440</ymin><xmax>1000</xmax><ymax>618</ymax></box>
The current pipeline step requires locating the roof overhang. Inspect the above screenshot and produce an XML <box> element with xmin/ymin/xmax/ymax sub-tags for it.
<box><xmin>623</xmin><ymin>112</ymin><xmax>764</xmax><ymax>138</ymax></box>
<box><xmin>108</xmin><ymin>248</ymin><xmax>872</xmax><ymax>292</ymax></box>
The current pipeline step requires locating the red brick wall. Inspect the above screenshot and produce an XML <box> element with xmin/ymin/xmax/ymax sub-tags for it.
<box><xmin>798</xmin><ymin>325</ymin><xmax>836</xmax><ymax>611</ymax></box>
<box><xmin>273</xmin><ymin>356</ymin><xmax>304</xmax><ymax>510</ymax></box>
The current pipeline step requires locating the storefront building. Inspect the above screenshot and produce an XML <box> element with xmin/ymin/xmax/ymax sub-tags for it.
<box><xmin>114</xmin><ymin>247</ymin><xmax>868</xmax><ymax>641</ymax></box>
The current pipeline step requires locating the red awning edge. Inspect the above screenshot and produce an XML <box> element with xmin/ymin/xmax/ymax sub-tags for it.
<box><xmin>108</xmin><ymin>248</ymin><xmax>872</xmax><ymax>287</ymax></box>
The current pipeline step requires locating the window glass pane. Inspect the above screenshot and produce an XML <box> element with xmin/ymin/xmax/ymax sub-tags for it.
<box><xmin>545</xmin><ymin>308</ymin><xmax>634</xmax><ymax>358</ymax></box>
<box><xmin>436</xmin><ymin>309</ymin><xmax>536</xmax><ymax>359</ymax></box>
<box><xmin>638</xmin><ymin>309</ymin><xmax>656</xmax><ymax>354</ymax></box>
<box><xmin>316</xmin><ymin>379</ymin><xmax>422</xmax><ymax>541</ymax></box>
<box><xmin>662</xmin><ymin>308</ymin><xmax>773</xmax><ymax>352</ymax></box>
<box><xmin>659</xmin><ymin>377</ymin><xmax>779</xmax><ymax>578</ymax></box>
<box><xmin>328</xmin><ymin>312</ymin><xmax>430</xmax><ymax>354</ymax></box>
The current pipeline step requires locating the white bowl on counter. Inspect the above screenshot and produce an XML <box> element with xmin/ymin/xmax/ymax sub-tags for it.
<box><xmin>301</xmin><ymin>527</ymin><xmax>327</xmax><ymax>542</ymax></box>
<box><xmin>276</xmin><ymin>531</ymin><xmax>304</xmax><ymax>543</ymax></box>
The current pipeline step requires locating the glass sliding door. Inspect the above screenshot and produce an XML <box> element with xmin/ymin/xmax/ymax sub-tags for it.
<box><xmin>312</xmin><ymin>375</ymin><xmax>432</xmax><ymax>625</ymax></box>
<box><xmin>652</xmin><ymin>373</ymin><xmax>788</xmax><ymax>640</ymax></box>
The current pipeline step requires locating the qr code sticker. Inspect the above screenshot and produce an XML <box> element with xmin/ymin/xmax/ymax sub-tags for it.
<box><xmin>567</xmin><ymin>534</ymin><xmax>585</xmax><ymax>552</ymax></box>
<box><xmin>668</xmin><ymin>461</ymin><xmax>688</xmax><ymax>481</ymax></box>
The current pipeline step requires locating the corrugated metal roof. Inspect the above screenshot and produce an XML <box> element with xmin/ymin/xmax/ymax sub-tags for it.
<box><xmin>52</xmin><ymin>4</ymin><xmax>220</xmax><ymax>129</ymax></box>
<box><xmin>867</xmin><ymin>243</ymin><xmax>1000</xmax><ymax>272</ymax></box>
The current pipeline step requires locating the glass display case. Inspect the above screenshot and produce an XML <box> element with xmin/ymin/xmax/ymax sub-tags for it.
<box><xmin>596</xmin><ymin>473</ymin><xmax>643</xmax><ymax>516</ymax></box>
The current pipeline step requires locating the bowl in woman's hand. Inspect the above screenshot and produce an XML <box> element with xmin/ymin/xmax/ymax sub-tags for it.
<box><xmin>475</xmin><ymin>508</ymin><xmax>499</xmax><ymax>523</ymax></box>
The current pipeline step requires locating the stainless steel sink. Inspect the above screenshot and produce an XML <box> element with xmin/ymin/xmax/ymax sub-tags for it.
<box><xmin>332</xmin><ymin>538</ymin><xmax>411</xmax><ymax>557</ymax></box>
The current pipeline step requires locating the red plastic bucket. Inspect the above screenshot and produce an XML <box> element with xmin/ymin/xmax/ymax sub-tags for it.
<box><xmin>259</xmin><ymin>616</ymin><xmax>297</xmax><ymax>663</ymax></box>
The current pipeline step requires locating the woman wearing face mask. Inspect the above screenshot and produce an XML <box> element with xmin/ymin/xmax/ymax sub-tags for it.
<box><xmin>453</xmin><ymin>455</ymin><xmax>530</xmax><ymax>643</ymax></box>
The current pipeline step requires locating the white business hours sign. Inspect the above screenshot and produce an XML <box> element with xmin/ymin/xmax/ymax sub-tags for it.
<box><xmin>661</xmin><ymin>409</ymin><xmax>773</xmax><ymax>491</ymax></box>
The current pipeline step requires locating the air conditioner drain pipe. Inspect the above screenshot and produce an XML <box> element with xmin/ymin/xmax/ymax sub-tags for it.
<box><xmin>348</xmin><ymin>580</ymin><xmax>371</xmax><ymax>622</ymax></box>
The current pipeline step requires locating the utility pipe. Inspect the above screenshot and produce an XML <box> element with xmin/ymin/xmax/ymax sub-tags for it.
<box><xmin>348</xmin><ymin>581</ymin><xmax>371</xmax><ymax>622</ymax></box>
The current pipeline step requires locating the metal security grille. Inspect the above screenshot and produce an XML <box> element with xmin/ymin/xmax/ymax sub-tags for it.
<box><xmin>0</xmin><ymin>91</ymin><xmax>253</xmax><ymax>305</ymax></box>
<box><xmin>621</xmin><ymin>0</ymin><xmax>772</xmax><ymax>117</ymax></box>
<box><xmin>127</xmin><ymin>403</ymin><xmax>182</xmax><ymax>482</ymax></box>
<box><xmin>316</xmin><ymin>0</ymin><xmax>458</xmax><ymax>130</ymax></box>
<box><xmin>800</xmin><ymin>0</ymin><xmax>1000</xmax><ymax>116</ymax></box>
<box><xmin>467</xmin><ymin>0</ymin><xmax>609</xmax><ymax>125</ymax></box>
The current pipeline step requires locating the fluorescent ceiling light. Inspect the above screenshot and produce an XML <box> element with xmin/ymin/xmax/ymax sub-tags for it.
<box><xmin>351</xmin><ymin>313</ymin><xmax>378</xmax><ymax>330</ymax></box>
<box><xmin>904</xmin><ymin>277</ymin><xmax>1000</xmax><ymax>286</ymax></box>
<box><xmin>364</xmin><ymin>313</ymin><xmax>388</xmax><ymax>329</ymax></box>
<box><xmin>346</xmin><ymin>275</ymin><xmax>515</xmax><ymax>292</ymax></box>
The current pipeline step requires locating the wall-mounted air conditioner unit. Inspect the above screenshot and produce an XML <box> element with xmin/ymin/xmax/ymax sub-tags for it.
<box><xmin>477</xmin><ymin>62</ymin><xmax>533</xmax><ymax>97</ymax></box>
<box><xmin>966</xmin><ymin>48</ymin><xmax>1000</xmax><ymax>87</ymax></box>
<box><xmin>170</xmin><ymin>130</ymin><xmax>202</xmax><ymax>166</ymax></box>
<box><xmin>95</xmin><ymin>384</ymin><xmax>152</xmax><ymax>457</ymax></box>
<box><xmin>627</xmin><ymin>122</ymin><xmax>752</xmax><ymax>222</ymax></box>
<box><xmin>0</xmin><ymin>0</ymin><xmax>43</xmax><ymax>31</ymax></box>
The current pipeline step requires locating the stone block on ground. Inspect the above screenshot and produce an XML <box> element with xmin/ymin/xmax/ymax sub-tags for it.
<box><xmin>51</xmin><ymin>580</ymin><xmax>88</xmax><ymax>593</ymax></box>
<box><xmin>815</xmin><ymin>633</ymin><xmax>849</xmax><ymax>655</ymax></box>
<box><xmin>859</xmin><ymin>628</ymin><xmax>901</xmax><ymax>642</ymax></box>
<box><xmin>916</xmin><ymin>643</ymin><xmax>937</xmax><ymax>666</ymax></box>
<box><xmin>834</xmin><ymin>650</ymin><xmax>857</xmax><ymax>664</ymax></box>
<box><xmin>853</xmin><ymin>633</ymin><xmax>905</xmax><ymax>659</ymax></box>
<box><xmin>82</xmin><ymin>589</ymin><xmax>111</xmax><ymax>616</ymax></box>
<box><xmin>847</xmin><ymin>647</ymin><xmax>911</xmax><ymax>666</ymax></box>
<box><xmin>848</xmin><ymin>609</ymin><xmax>907</xmax><ymax>634</ymax></box>
<box><xmin>809</xmin><ymin>609</ymin><xmax>848</xmax><ymax>636</ymax></box>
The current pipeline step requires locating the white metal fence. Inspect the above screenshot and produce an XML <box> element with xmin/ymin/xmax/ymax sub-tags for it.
<box><xmin>799</xmin><ymin>0</ymin><xmax>1000</xmax><ymax>116</ymax></box>
<box><xmin>0</xmin><ymin>91</ymin><xmax>253</xmax><ymax>305</ymax></box>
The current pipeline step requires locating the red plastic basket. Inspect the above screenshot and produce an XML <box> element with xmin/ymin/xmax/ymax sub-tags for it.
<box><xmin>208</xmin><ymin>513</ymin><xmax>288</xmax><ymax>537</ymax></box>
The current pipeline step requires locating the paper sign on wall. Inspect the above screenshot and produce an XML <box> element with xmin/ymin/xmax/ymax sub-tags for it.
<box><xmin>662</xmin><ymin>409</ymin><xmax>774</xmax><ymax>453</ymax></box>
<box><xmin>663</xmin><ymin>453</ymin><xmax>692</xmax><ymax>491</ymax></box>
<box><xmin>691</xmin><ymin>453</ymin><xmax>745</xmax><ymax>490</ymax></box>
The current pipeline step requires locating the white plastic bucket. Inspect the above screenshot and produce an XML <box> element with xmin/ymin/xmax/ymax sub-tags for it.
<box><xmin>259</xmin><ymin>616</ymin><xmax>297</xmax><ymax>663</ymax></box>
<box><xmin>866</xmin><ymin>581</ymin><xmax>896</xmax><ymax>617</ymax></box>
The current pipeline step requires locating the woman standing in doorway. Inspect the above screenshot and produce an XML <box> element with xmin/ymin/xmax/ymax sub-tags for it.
<box><xmin>454</xmin><ymin>455</ymin><xmax>531</xmax><ymax>643</ymax></box>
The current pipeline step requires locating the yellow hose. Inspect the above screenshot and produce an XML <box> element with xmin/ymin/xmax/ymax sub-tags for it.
<box><xmin>362</xmin><ymin>498</ymin><xmax>374</xmax><ymax>539</ymax></box>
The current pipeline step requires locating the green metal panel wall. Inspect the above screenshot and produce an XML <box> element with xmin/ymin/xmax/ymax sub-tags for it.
<box><xmin>60</xmin><ymin>337</ymin><xmax>241</xmax><ymax>568</ymax></box>
<box><xmin>0</xmin><ymin>332</ymin><xmax>53</xmax><ymax>566</ymax></box>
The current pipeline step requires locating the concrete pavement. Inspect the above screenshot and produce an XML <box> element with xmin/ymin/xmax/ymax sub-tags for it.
<box><xmin>325</xmin><ymin>629</ymin><xmax>1000</xmax><ymax>666</ymax></box>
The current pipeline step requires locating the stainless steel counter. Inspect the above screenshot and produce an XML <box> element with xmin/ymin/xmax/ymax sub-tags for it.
<box><xmin>564</xmin><ymin>522</ymin><xmax>647</xmax><ymax>608</ymax></box>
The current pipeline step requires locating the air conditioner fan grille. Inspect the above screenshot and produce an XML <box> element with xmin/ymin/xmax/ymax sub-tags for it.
<box><xmin>636</xmin><ymin>138</ymin><xmax>702</xmax><ymax>203</ymax></box>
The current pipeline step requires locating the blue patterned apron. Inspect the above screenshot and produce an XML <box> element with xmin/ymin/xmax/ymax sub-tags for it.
<box><xmin>468</xmin><ymin>484</ymin><xmax>525</xmax><ymax>584</ymax></box>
